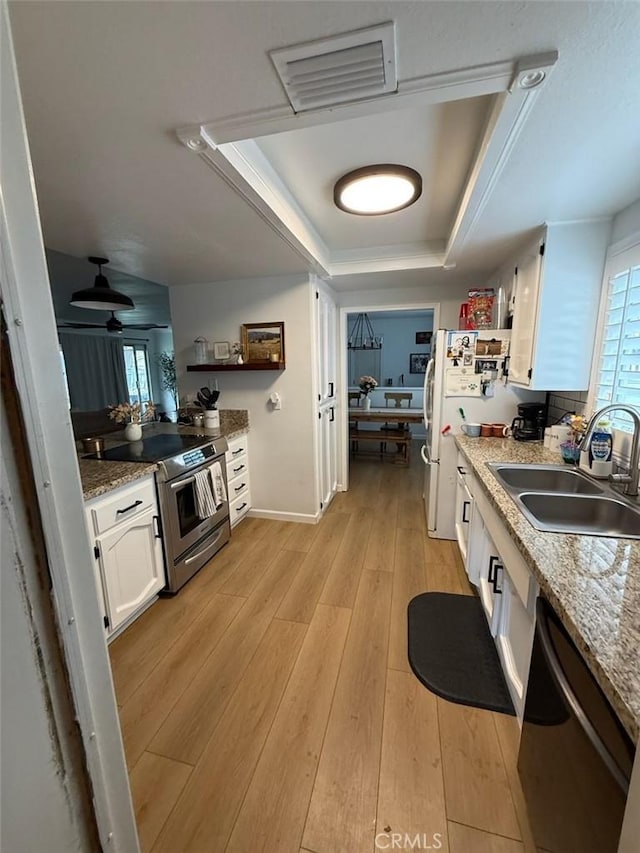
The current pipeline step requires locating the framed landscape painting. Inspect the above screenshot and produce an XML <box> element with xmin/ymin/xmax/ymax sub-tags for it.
<box><xmin>241</xmin><ymin>322</ymin><xmax>285</xmax><ymax>363</ymax></box>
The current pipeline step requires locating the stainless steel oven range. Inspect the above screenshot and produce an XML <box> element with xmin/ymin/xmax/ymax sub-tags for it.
<box><xmin>97</xmin><ymin>432</ymin><xmax>230</xmax><ymax>592</ymax></box>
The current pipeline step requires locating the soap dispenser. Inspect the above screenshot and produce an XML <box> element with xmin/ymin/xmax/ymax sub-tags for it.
<box><xmin>587</xmin><ymin>418</ymin><xmax>613</xmax><ymax>479</ymax></box>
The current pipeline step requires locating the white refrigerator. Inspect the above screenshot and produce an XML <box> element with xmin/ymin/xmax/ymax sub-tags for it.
<box><xmin>421</xmin><ymin>329</ymin><xmax>541</xmax><ymax>540</ymax></box>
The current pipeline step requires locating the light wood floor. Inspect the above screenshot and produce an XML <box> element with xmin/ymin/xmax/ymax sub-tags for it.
<box><xmin>110</xmin><ymin>445</ymin><xmax>536</xmax><ymax>853</ymax></box>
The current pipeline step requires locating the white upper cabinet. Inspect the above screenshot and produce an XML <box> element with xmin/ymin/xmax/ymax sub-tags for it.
<box><xmin>507</xmin><ymin>221</ymin><xmax>611</xmax><ymax>390</ymax></box>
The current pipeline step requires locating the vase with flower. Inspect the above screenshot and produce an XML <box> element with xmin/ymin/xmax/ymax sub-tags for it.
<box><xmin>109</xmin><ymin>401</ymin><xmax>156</xmax><ymax>441</ymax></box>
<box><xmin>358</xmin><ymin>375</ymin><xmax>378</xmax><ymax>411</ymax></box>
<box><xmin>231</xmin><ymin>342</ymin><xmax>244</xmax><ymax>365</ymax></box>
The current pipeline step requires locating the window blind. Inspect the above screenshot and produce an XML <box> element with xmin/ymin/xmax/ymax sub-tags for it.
<box><xmin>595</xmin><ymin>260</ymin><xmax>640</xmax><ymax>432</ymax></box>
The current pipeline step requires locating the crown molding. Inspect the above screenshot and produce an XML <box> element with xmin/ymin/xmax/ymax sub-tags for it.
<box><xmin>199</xmin><ymin>58</ymin><xmax>515</xmax><ymax>145</ymax></box>
<box><xmin>444</xmin><ymin>52</ymin><xmax>558</xmax><ymax>266</ymax></box>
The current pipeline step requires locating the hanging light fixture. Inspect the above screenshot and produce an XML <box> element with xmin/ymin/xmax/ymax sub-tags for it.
<box><xmin>348</xmin><ymin>313</ymin><xmax>382</xmax><ymax>350</ymax></box>
<box><xmin>70</xmin><ymin>257</ymin><xmax>135</xmax><ymax>311</ymax></box>
<box><xmin>334</xmin><ymin>164</ymin><xmax>422</xmax><ymax>215</ymax></box>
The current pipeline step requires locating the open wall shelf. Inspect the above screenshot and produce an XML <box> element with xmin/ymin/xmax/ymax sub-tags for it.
<box><xmin>186</xmin><ymin>362</ymin><xmax>285</xmax><ymax>372</ymax></box>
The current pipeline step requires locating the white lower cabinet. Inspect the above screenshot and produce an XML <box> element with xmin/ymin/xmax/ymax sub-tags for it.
<box><xmin>495</xmin><ymin>571</ymin><xmax>534</xmax><ymax>710</ymax></box>
<box><xmin>460</xmin><ymin>463</ymin><xmax>539</xmax><ymax>719</ymax></box>
<box><xmin>225</xmin><ymin>432</ymin><xmax>251</xmax><ymax>527</ymax></box>
<box><xmin>85</xmin><ymin>474</ymin><xmax>165</xmax><ymax>638</ymax></box>
<box><xmin>454</xmin><ymin>454</ymin><xmax>474</xmax><ymax>571</ymax></box>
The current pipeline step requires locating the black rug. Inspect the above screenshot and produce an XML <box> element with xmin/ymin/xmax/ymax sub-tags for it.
<box><xmin>408</xmin><ymin>591</ymin><xmax>515</xmax><ymax>716</ymax></box>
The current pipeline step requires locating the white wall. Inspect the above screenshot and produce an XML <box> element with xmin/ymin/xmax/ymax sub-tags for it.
<box><xmin>170</xmin><ymin>274</ymin><xmax>318</xmax><ymax>518</ymax></box>
<box><xmin>611</xmin><ymin>197</ymin><xmax>640</xmax><ymax>245</ymax></box>
<box><xmin>336</xmin><ymin>281</ymin><xmax>469</xmax><ymax>330</ymax></box>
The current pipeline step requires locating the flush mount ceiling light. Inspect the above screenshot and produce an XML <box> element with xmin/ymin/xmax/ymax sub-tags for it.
<box><xmin>334</xmin><ymin>164</ymin><xmax>422</xmax><ymax>215</ymax></box>
<box><xmin>70</xmin><ymin>257</ymin><xmax>135</xmax><ymax>311</ymax></box>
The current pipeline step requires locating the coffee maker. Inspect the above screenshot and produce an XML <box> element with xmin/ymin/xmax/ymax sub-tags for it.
<box><xmin>511</xmin><ymin>402</ymin><xmax>546</xmax><ymax>441</ymax></box>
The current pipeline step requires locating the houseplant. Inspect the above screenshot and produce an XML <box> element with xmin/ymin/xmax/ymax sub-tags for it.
<box><xmin>156</xmin><ymin>350</ymin><xmax>178</xmax><ymax>417</ymax></box>
<box><xmin>108</xmin><ymin>401</ymin><xmax>156</xmax><ymax>441</ymax></box>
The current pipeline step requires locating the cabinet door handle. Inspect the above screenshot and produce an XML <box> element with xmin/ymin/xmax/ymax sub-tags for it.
<box><xmin>233</xmin><ymin>465</ymin><xmax>245</xmax><ymax>474</ymax></box>
<box><xmin>234</xmin><ymin>483</ymin><xmax>246</xmax><ymax>492</ymax></box>
<box><xmin>328</xmin><ymin>381</ymin><xmax>334</xmax><ymax>397</ymax></box>
<box><xmin>457</xmin><ymin>465</ymin><xmax>466</xmax><ymax>475</ymax></box>
<box><xmin>462</xmin><ymin>500</ymin><xmax>471</xmax><ymax>523</ymax></box>
<box><xmin>116</xmin><ymin>499</ymin><xmax>143</xmax><ymax>515</ymax></box>
<box><xmin>235</xmin><ymin>502</ymin><xmax>247</xmax><ymax>513</ymax></box>
<box><xmin>490</xmin><ymin>558</ymin><xmax>503</xmax><ymax>594</ymax></box>
<box><xmin>329</xmin><ymin>406</ymin><xmax>335</xmax><ymax>422</ymax></box>
<box><xmin>488</xmin><ymin>554</ymin><xmax>498</xmax><ymax>584</ymax></box>
<box><xmin>152</xmin><ymin>514</ymin><xmax>162</xmax><ymax>539</ymax></box>
<box><xmin>232</xmin><ymin>448</ymin><xmax>244</xmax><ymax>455</ymax></box>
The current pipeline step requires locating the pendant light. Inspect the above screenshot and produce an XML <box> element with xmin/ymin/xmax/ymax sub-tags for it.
<box><xmin>348</xmin><ymin>313</ymin><xmax>382</xmax><ymax>350</ymax></box>
<box><xmin>70</xmin><ymin>257</ymin><xmax>135</xmax><ymax>311</ymax></box>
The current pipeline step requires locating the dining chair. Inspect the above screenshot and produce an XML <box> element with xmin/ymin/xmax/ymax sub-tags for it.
<box><xmin>381</xmin><ymin>392</ymin><xmax>413</xmax><ymax>457</ymax></box>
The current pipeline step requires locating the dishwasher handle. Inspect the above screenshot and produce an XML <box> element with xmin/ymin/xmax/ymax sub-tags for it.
<box><xmin>535</xmin><ymin>599</ymin><xmax>630</xmax><ymax>795</ymax></box>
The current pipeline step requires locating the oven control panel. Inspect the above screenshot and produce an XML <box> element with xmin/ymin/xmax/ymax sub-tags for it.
<box><xmin>182</xmin><ymin>443</ymin><xmax>218</xmax><ymax>468</ymax></box>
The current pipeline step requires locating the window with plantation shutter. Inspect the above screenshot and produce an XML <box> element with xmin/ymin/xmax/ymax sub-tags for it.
<box><xmin>593</xmin><ymin>242</ymin><xmax>640</xmax><ymax>433</ymax></box>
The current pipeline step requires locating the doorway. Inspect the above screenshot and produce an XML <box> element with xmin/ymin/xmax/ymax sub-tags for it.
<box><xmin>339</xmin><ymin>304</ymin><xmax>439</xmax><ymax>492</ymax></box>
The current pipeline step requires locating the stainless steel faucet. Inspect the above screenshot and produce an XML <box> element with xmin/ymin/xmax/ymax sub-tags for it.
<box><xmin>579</xmin><ymin>404</ymin><xmax>640</xmax><ymax>497</ymax></box>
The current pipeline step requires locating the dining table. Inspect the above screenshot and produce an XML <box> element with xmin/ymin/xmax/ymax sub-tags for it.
<box><xmin>347</xmin><ymin>406</ymin><xmax>424</xmax><ymax>425</ymax></box>
<box><xmin>348</xmin><ymin>407</ymin><xmax>424</xmax><ymax>464</ymax></box>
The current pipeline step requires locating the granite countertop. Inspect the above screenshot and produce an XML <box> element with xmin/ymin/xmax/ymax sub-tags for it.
<box><xmin>79</xmin><ymin>409</ymin><xmax>249</xmax><ymax>501</ymax></box>
<box><xmin>456</xmin><ymin>435</ymin><xmax>640</xmax><ymax>743</ymax></box>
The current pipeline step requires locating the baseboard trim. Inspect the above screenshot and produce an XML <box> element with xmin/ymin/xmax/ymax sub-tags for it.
<box><xmin>248</xmin><ymin>508</ymin><xmax>320</xmax><ymax>525</ymax></box>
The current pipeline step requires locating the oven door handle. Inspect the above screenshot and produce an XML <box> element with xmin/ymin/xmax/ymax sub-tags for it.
<box><xmin>170</xmin><ymin>475</ymin><xmax>196</xmax><ymax>490</ymax></box>
<box><xmin>183</xmin><ymin>527</ymin><xmax>226</xmax><ymax>566</ymax></box>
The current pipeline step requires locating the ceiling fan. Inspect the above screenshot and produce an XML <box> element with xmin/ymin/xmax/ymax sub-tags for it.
<box><xmin>58</xmin><ymin>311</ymin><xmax>169</xmax><ymax>334</ymax></box>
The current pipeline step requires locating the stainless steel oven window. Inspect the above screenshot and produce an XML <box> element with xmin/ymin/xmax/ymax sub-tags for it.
<box><xmin>173</xmin><ymin>479</ymin><xmax>202</xmax><ymax>539</ymax></box>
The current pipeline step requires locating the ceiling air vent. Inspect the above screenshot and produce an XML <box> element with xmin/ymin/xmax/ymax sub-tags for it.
<box><xmin>270</xmin><ymin>22</ymin><xmax>397</xmax><ymax>113</ymax></box>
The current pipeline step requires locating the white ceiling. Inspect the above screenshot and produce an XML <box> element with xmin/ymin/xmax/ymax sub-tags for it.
<box><xmin>8</xmin><ymin>1</ymin><xmax>640</xmax><ymax>291</ymax></box>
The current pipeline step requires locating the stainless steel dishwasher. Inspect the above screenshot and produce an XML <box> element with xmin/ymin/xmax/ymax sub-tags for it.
<box><xmin>518</xmin><ymin>598</ymin><xmax>635</xmax><ymax>853</ymax></box>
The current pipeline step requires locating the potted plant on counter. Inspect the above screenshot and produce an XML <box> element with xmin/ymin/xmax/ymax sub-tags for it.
<box><xmin>108</xmin><ymin>401</ymin><xmax>156</xmax><ymax>441</ymax></box>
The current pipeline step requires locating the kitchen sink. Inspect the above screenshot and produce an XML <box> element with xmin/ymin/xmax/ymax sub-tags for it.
<box><xmin>489</xmin><ymin>464</ymin><xmax>603</xmax><ymax>495</ymax></box>
<box><xmin>517</xmin><ymin>492</ymin><xmax>640</xmax><ymax>539</ymax></box>
<box><xmin>487</xmin><ymin>463</ymin><xmax>640</xmax><ymax>539</ymax></box>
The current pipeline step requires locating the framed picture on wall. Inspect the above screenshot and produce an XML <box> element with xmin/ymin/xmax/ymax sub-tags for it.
<box><xmin>241</xmin><ymin>322</ymin><xmax>285</xmax><ymax>363</ymax></box>
<box><xmin>415</xmin><ymin>331</ymin><xmax>432</xmax><ymax>344</ymax></box>
<box><xmin>409</xmin><ymin>353</ymin><xmax>429</xmax><ymax>373</ymax></box>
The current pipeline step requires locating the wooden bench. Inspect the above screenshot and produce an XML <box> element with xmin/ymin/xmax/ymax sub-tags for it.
<box><xmin>349</xmin><ymin>426</ymin><xmax>411</xmax><ymax>465</ymax></box>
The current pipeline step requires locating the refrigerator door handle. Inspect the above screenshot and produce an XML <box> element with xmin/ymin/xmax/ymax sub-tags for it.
<box><xmin>423</xmin><ymin>356</ymin><xmax>435</xmax><ymax>426</ymax></box>
<box><xmin>421</xmin><ymin>444</ymin><xmax>438</xmax><ymax>466</ymax></box>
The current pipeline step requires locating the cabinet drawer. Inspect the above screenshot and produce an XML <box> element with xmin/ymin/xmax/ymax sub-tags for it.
<box><xmin>226</xmin><ymin>457</ymin><xmax>249</xmax><ymax>481</ymax></box>
<box><xmin>226</xmin><ymin>434</ymin><xmax>249</xmax><ymax>463</ymax></box>
<box><xmin>88</xmin><ymin>476</ymin><xmax>157</xmax><ymax>535</ymax></box>
<box><xmin>228</xmin><ymin>474</ymin><xmax>250</xmax><ymax>502</ymax></box>
<box><xmin>229</xmin><ymin>492</ymin><xmax>250</xmax><ymax>526</ymax></box>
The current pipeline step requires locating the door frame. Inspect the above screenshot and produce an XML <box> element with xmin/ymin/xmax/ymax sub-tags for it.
<box><xmin>337</xmin><ymin>301</ymin><xmax>440</xmax><ymax>492</ymax></box>
<box><xmin>1</xmin><ymin>6</ymin><xmax>139</xmax><ymax>849</ymax></box>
